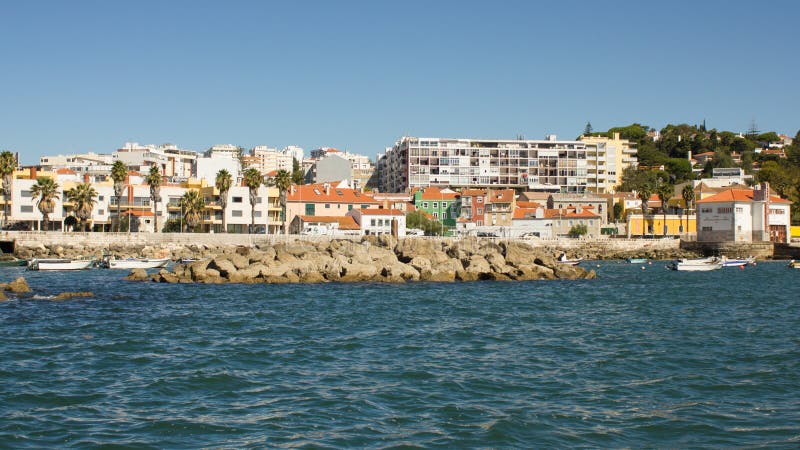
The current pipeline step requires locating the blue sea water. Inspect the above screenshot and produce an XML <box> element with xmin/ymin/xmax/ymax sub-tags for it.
<box><xmin>1</xmin><ymin>261</ymin><xmax>799</xmax><ymax>448</ymax></box>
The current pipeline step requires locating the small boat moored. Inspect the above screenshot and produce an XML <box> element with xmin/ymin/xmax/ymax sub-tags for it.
<box><xmin>626</xmin><ymin>257</ymin><xmax>648</xmax><ymax>264</ymax></box>
<box><xmin>557</xmin><ymin>253</ymin><xmax>583</xmax><ymax>266</ymax></box>
<box><xmin>720</xmin><ymin>256</ymin><xmax>756</xmax><ymax>268</ymax></box>
<box><xmin>28</xmin><ymin>258</ymin><xmax>95</xmax><ymax>271</ymax></box>
<box><xmin>101</xmin><ymin>257</ymin><xmax>171</xmax><ymax>270</ymax></box>
<box><xmin>667</xmin><ymin>257</ymin><xmax>722</xmax><ymax>271</ymax></box>
<box><xmin>788</xmin><ymin>260</ymin><xmax>800</xmax><ymax>269</ymax></box>
<box><xmin>0</xmin><ymin>257</ymin><xmax>28</xmax><ymax>267</ymax></box>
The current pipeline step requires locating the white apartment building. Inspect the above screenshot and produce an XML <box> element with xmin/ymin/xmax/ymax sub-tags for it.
<box><xmin>113</xmin><ymin>142</ymin><xmax>197</xmax><ymax>180</ymax></box>
<box><xmin>244</xmin><ymin>146</ymin><xmax>296</xmax><ymax>175</ymax></box>
<box><xmin>578</xmin><ymin>133</ymin><xmax>638</xmax><ymax>193</ymax></box>
<box><xmin>39</xmin><ymin>152</ymin><xmax>114</xmax><ymax>177</ymax></box>
<box><xmin>380</xmin><ymin>135</ymin><xmax>590</xmax><ymax>193</ymax></box>
<box><xmin>307</xmin><ymin>148</ymin><xmax>375</xmax><ymax>189</ymax></box>
<box><xmin>196</xmin><ymin>151</ymin><xmax>241</xmax><ymax>186</ymax></box>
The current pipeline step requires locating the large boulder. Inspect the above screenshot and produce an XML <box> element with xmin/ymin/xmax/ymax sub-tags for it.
<box><xmin>209</xmin><ymin>257</ymin><xmax>238</xmax><ymax>278</ymax></box>
<box><xmin>395</xmin><ymin>238</ymin><xmax>440</xmax><ymax>262</ymax></box>
<box><xmin>230</xmin><ymin>253</ymin><xmax>250</xmax><ymax>270</ymax></box>
<box><xmin>54</xmin><ymin>291</ymin><xmax>94</xmax><ymax>300</ymax></box>
<box><xmin>126</xmin><ymin>268</ymin><xmax>149</xmax><ymax>281</ymax></box>
<box><xmin>501</xmin><ymin>241</ymin><xmax>537</xmax><ymax>267</ymax></box>
<box><xmin>7</xmin><ymin>277</ymin><xmax>31</xmax><ymax>293</ymax></box>
<box><xmin>339</xmin><ymin>261</ymin><xmax>379</xmax><ymax>282</ymax></box>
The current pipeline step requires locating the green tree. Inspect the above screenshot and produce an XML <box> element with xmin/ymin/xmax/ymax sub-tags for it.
<box><xmin>756</xmin><ymin>160</ymin><xmax>792</xmax><ymax>197</ymax></box>
<box><xmin>406</xmin><ymin>210</ymin><xmax>441</xmax><ymax>235</ymax></box>
<box><xmin>243</xmin><ymin>167</ymin><xmax>263</xmax><ymax>234</ymax></box>
<box><xmin>215</xmin><ymin>169</ymin><xmax>233</xmax><ymax>233</ymax></box>
<box><xmin>0</xmin><ymin>151</ymin><xmax>16</xmax><ymax>229</ymax></box>
<box><xmin>30</xmin><ymin>177</ymin><xmax>59</xmax><ymax>231</ymax></box>
<box><xmin>179</xmin><ymin>190</ymin><xmax>205</xmax><ymax>232</ymax></box>
<box><xmin>66</xmin><ymin>182</ymin><xmax>97</xmax><ymax>231</ymax></box>
<box><xmin>270</xmin><ymin>169</ymin><xmax>293</xmax><ymax>234</ymax></box>
<box><xmin>145</xmin><ymin>166</ymin><xmax>162</xmax><ymax>232</ymax></box>
<box><xmin>583</xmin><ymin>122</ymin><xmax>593</xmax><ymax>136</ymax></box>
<box><xmin>612</xmin><ymin>202</ymin><xmax>624</xmax><ymax>222</ymax></box>
<box><xmin>656</xmin><ymin>180</ymin><xmax>674</xmax><ymax>236</ymax></box>
<box><xmin>291</xmin><ymin>158</ymin><xmax>304</xmax><ymax>185</ymax></box>
<box><xmin>110</xmin><ymin>160</ymin><xmax>127</xmax><ymax>232</ymax></box>
<box><xmin>681</xmin><ymin>183</ymin><xmax>695</xmax><ymax>234</ymax></box>
<box><xmin>568</xmin><ymin>223</ymin><xmax>588</xmax><ymax>237</ymax></box>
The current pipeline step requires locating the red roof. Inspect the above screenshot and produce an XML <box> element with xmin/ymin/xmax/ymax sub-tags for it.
<box><xmin>697</xmin><ymin>188</ymin><xmax>791</xmax><ymax>204</ymax></box>
<box><xmin>513</xmin><ymin>207</ymin><xmax>600</xmax><ymax>220</ymax></box>
<box><xmin>287</xmin><ymin>183</ymin><xmax>379</xmax><ymax>204</ymax></box>
<box><xmin>460</xmin><ymin>189</ymin><xmax>487</xmax><ymax>197</ymax></box>
<box><xmin>419</xmin><ymin>186</ymin><xmax>459</xmax><ymax>201</ymax></box>
<box><xmin>297</xmin><ymin>215</ymin><xmax>360</xmax><ymax>230</ymax></box>
<box><xmin>56</xmin><ymin>168</ymin><xmax>77</xmax><ymax>175</ymax></box>
<box><xmin>513</xmin><ymin>207</ymin><xmax>539</xmax><ymax>219</ymax></box>
<box><xmin>516</xmin><ymin>201</ymin><xmax>542</xmax><ymax>208</ymax></box>
<box><xmin>488</xmin><ymin>189</ymin><xmax>515</xmax><ymax>203</ymax></box>
<box><xmin>124</xmin><ymin>210</ymin><xmax>155</xmax><ymax>217</ymax></box>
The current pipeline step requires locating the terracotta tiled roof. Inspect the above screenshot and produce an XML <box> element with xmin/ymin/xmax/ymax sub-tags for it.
<box><xmin>460</xmin><ymin>189</ymin><xmax>487</xmax><ymax>197</ymax></box>
<box><xmin>287</xmin><ymin>183</ymin><xmax>379</xmax><ymax>204</ymax></box>
<box><xmin>697</xmin><ymin>188</ymin><xmax>792</xmax><ymax>204</ymax></box>
<box><xmin>488</xmin><ymin>189</ymin><xmax>515</xmax><ymax>203</ymax></box>
<box><xmin>297</xmin><ymin>215</ymin><xmax>361</xmax><ymax>230</ymax></box>
<box><xmin>513</xmin><ymin>207</ymin><xmax>539</xmax><ymax>219</ymax></box>
<box><xmin>419</xmin><ymin>187</ymin><xmax>459</xmax><ymax>201</ymax></box>
<box><xmin>516</xmin><ymin>201</ymin><xmax>542</xmax><ymax>208</ymax></box>
<box><xmin>544</xmin><ymin>209</ymin><xmax>600</xmax><ymax>219</ymax></box>
<box><xmin>56</xmin><ymin>168</ymin><xmax>76</xmax><ymax>175</ymax></box>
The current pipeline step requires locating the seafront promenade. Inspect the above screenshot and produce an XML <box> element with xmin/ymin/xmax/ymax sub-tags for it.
<box><xmin>2</xmin><ymin>231</ymin><xmax>684</xmax><ymax>260</ymax></box>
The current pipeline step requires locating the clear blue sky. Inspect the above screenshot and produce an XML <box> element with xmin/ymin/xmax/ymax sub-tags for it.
<box><xmin>2</xmin><ymin>0</ymin><xmax>798</xmax><ymax>165</ymax></box>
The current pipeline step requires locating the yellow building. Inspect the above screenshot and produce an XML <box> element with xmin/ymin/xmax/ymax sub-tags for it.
<box><xmin>627</xmin><ymin>213</ymin><xmax>696</xmax><ymax>237</ymax></box>
<box><xmin>579</xmin><ymin>133</ymin><xmax>638</xmax><ymax>193</ymax></box>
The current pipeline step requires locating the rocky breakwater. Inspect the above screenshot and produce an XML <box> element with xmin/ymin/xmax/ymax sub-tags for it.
<box><xmin>128</xmin><ymin>236</ymin><xmax>596</xmax><ymax>284</ymax></box>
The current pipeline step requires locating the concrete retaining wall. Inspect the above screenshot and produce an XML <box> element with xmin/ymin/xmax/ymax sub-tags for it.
<box><xmin>680</xmin><ymin>240</ymin><xmax>775</xmax><ymax>259</ymax></box>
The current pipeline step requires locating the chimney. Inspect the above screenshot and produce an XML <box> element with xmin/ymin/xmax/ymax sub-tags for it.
<box><xmin>324</xmin><ymin>183</ymin><xmax>330</xmax><ymax>195</ymax></box>
<box><xmin>83</xmin><ymin>173</ymin><xmax>90</xmax><ymax>183</ymax></box>
<box><xmin>30</xmin><ymin>167</ymin><xmax>37</xmax><ymax>179</ymax></box>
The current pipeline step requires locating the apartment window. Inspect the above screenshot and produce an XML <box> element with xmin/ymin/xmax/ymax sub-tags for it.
<box><xmin>735</xmin><ymin>207</ymin><xmax>744</xmax><ymax>213</ymax></box>
<box><xmin>98</xmin><ymin>195</ymin><xmax>104</xmax><ymax>201</ymax></box>
<box><xmin>232</xmin><ymin>210</ymin><xmax>243</xmax><ymax>217</ymax></box>
<box><xmin>21</xmin><ymin>205</ymin><xmax>33</xmax><ymax>213</ymax></box>
<box><xmin>255</xmin><ymin>197</ymin><xmax>263</xmax><ymax>204</ymax></box>
<box><xmin>232</xmin><ymin>196</ymin><xmax>243</xmax><ymax>203</ymax></box>
<box><xmin>477</xmin><ymin>208</ymin><xmax>483</xmax><ymax>214</ymax></box>
<box><xmin>98</xmin><ymin>209</ymin><xmax>105</xmax><ymax>215</ymax></box>
<box><xmin>21</xmin><ymin>190</ymin><xmax>32</xmax><ymax>198</ymax></box>
<box><xmin>477</xmin><ymin>197</ymin><xmax>483</xmax><ymax>203</ymax></box>
<box><xmin>718</xmin><ymin>207</ymin><xmax>733</xmax><ymax>214</ymax></box>
<box><xmin>254</xmin><ymin>211</ymin><xmax>262</xmax><ymax>218</ymax></box>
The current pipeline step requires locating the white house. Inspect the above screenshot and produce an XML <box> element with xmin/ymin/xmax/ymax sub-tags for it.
<box><xmin>696</xmin><ymin>183</ymin><xmax>791</xmax><ymax>243</ymax></box>
<box><xmin>347</xmin><ymin>208</ymin><xmax>406</xmax><ymax>236</ymax></box>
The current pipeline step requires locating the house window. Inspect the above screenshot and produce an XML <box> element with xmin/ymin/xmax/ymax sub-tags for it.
<box><xmin>702</xmin><ymin>226</ymin><xmax>712</xmax><ymax>231</ymax></box>
<box><xmin>477</xmin><ymin>208</ymin><xmax>483</xmax><ymax>214</ymax></box>
<box><xmin>433</xmin><ymin>202</ymin><xmax>438</xmax><ymax>209</ymax></box>
<box><xmin>477</xmin><ymin>197</ymin><xmax>483</xmax><ymax>203</ymax></box>
<box><xmin>423</xmin><ymin>202</ymin><xmax>428</xmax><ymax>208</ymax></box>
<box><xmin>348</xmin><ymin>204</ymin><xmax>353</xmax><ymax>211</ymax></box>
<box><xmin>232</xmin><ymin>196</ymin><xmax>243</xmax><ymax>203</ymax></box>
<box><xmin>371</xmin><ymin>219</ymin><xmax>376</xmax><ymax>226</ymax></box>
<box><xmin>361</xmin><ymin>204</ymin><xmax>370</xmax><ymax>209</ymax></box>
<box><xmin>232</xmin><ymin>210</ymin><xmax>243</xmax><ymax>217</ymax></box>
<box><xmin>305</xmin><ymin>204</ymin><xmax>315</xmax><ymax>216</ymax></box>
<box><xmin>735</xmin><ymin>207</ymin><xmax>743</xmax><ymax>213</ymax></box>
<box><xmin>325</xmin><ymin>203</ymin><xmax>331</xmax><ymax>209</ymax></box>
<box><xmin>701</xmin><ymin>207</ymin><xmax>712</xmax><ymax>213</ymax></box>
<box><xmin>98</xmin><ymin>195</ymin><xmax>104</xmax><ymax>201</ymax></box>
<box><xmin>433</xmin><ymin>212</ymin><xmax>439</xmax><ymax>219</ymax></box>
<box><xmin>21</xmin><ymin>205</ymin><xmax>33</xmax><ymax>213</ymax></box>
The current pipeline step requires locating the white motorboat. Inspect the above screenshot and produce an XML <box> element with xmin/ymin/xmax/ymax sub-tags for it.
<box><xmin>103</xmin><ymin>257</ymin><xmax>170</xmax><ymax>269</ymax></box>
<box><xmin>667</xmin><ymin>257</ymin><xmax>722</xmax><ymax>271</ymax></box>
<box><xmin>557</xmin><ymin>253</ymin><xmax>583</xmax><ymax>266</ymax></box>
<box><xmin>28</xmin><ymin>258</ymin><xmax>95</xmax><ymax>271</ymax></box>
<box><xmin>721</xmin><ymin>256</ymin><xmax>756</xmax><ymax>268</ymax></box>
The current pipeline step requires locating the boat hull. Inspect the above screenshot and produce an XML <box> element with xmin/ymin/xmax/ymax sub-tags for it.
<box><xmin>626</xmin><ymin>258</ymin><xmax>647</xmax><ymax>264</ymax></box>
<box><xmin>668</xmin><ymin>257</ymin><xmax>723</xmax><ymax>271</ymax></box>
<box><xmin>29</xmin><ymin>259</ymin><xmax>94</xmax><ymax>271</ymax></box>
<box><xmin>107</xmin><ymin>258</ymin><xmax>170</xmax><ymax>269</ymax></box>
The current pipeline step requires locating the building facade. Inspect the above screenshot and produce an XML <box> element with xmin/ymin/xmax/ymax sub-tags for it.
<box><xmin>578</xmin><ymin>133</ymin><xmax>638</xmax><ymax>193</ymax></box>
<box><xmin>696</xmin><ymin>184</ymin><xmax>791</xmax><ymax>243</ymax></box>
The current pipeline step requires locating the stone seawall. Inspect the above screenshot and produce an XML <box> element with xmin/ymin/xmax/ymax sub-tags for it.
<box><xmin>3</xmin><ymin>231</ymin><xmax>692</xmax><ymax>261</ymax></box>
<box><xmin>680</xmin><ymin>241</ymin><xmax>776</xmax><ymax>259</ymax></box>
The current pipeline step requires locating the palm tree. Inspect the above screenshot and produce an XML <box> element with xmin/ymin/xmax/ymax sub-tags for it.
<box><xmin>0</xmin><ymin>151</ymin><xmax>17</xmax><ymax>229</ymax></box>
<box><xmin>179</xmin><ymin>189</ymin><xmax>205</xmax><ymax>232</ymax></box>
<box><xmin>656</xmin><ymin>181</ymin><xmax>674</xmax><ymax>236</ymax></box>
<box><xmin>110</xmin><ymin>160</ymin><xmax>127</xmax><ymax>232</ymax></box>
<box><xmin>681</xmin><ymin>184</ymin><xmax>695</xmax><ymax>235</ymax></box>
<box><xmin>145</xmin><ymin>166</ymin><xmax>162</xmax><ymax>232</ymax></box>
<box><xmin>30</xmin><ymin>177</ymin><xmax>59</xmax><ymax>231</ymax></box>
<box><xmin>215</xmin><ymin>169</ymin><xmax>233</xmax><ymax>233</ymax></box>
<box><xmin>271</xmin><ymin>169</ymin><xmax>292</xmax><ymax>234</ymax></box>
<box><xmin>637</xmin><ymin>186</ymin><xmax>652</xmax><ymax>237</ymax></box>
<box><xmin>243</xmin><ymin>168</ymin><xmax>263</xmax><ymax>234</ymax></box>
<box><xmin>66</xmin><ymin>182</ymin><xmax>97</xmax><ymax>232</ymax></box>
